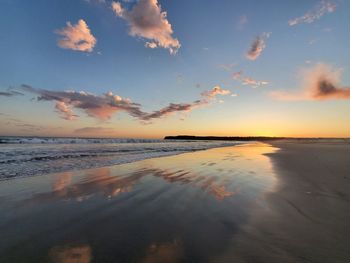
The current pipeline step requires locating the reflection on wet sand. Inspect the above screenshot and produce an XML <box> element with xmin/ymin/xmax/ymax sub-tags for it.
<box><xmin>149</xmin><ymin>169</ymin><xmax>235</xmax><ymax>200</ymax></box>
<box><xmin>26</xmin><ymin>167</ymin><xmax>236</xmax><ymax>204</ymax></box>
<box><xmin>53</xmin><ymin>172</ymin><xmax>72</xmax><ymax>193</ymax></box>
<box><xmin>142</xmin><ymin>240</ymin><xmax>184</xmax><ymax>263</ymax></box>
<box><xmin>23</xmin><ymin>168</ymin><xmax>142</xmax><ymax>204</ymax></box>
<box><xmin>20</xmin><ymin>143</ymin><xmax>277</xmax><ymax>205</ymax></box>
<box><xmin>0</xmin><ymin>143</ymin><xmax>278</xmax><ymax>263</ymax></box>
<box><xmin>49</xmin><ymin>244</ymin><xmax>92</xmax><ymax>263</ymax></box>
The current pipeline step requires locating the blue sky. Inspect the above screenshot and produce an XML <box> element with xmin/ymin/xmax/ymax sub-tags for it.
<box><xmin>0</xmin><ymin>0</ymin><xmax>350</xmax><ymax>138</ymax></box>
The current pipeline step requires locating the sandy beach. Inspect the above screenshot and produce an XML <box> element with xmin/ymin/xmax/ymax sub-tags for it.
<box><xmin>213</xmin><ymin>141</ymin><xmax>350</xmax><ymax>262</ymax></box>
<box><xmin>0</xmin><ymin>142</ymin><xmax>349</xmax><ymax>262</ymax></box>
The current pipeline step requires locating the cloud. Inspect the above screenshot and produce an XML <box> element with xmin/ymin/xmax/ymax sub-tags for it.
<box><xmin>14</xmin><ymin>123</ymin><xmax>44</xmax><ymax>131</ymax></box>
<box><xmin>21</xmin><ymin>85</ymin><xmax>143</xmax><ymax>121</ymax></box>
<box><xmin>242</xmin><ymin>77</ymin><xmax>269</xmax><ymax>88</ymax></box>
<box><xmin>232</xmin><ymin>70</ymin><xmax>243</xmax><ymax>80</ymax></box>
<box><xmin>55</xmin><ymin>19</ymin><xmax>97</xmax><ymax>52</ymax></box>
<box><xmin>0</xmin><ymin>87</ymin><xmax>23</xmax><ymax>97</ymax></box>
<box><xmin>111</xmin><ymin>0</ymin><xmax>181</xmax><ymax>54</ymax></box>
<box><xmin>246</xmin><ymin>32</ymin><xmax>270</xmax><ymax>61</ymax></box>
<box><xmin>141</xmin><ymin>101</ymin><xmax>205</xmax><ymax>122</ymax></box>
<box><xmin>0</xmin><ymin>91</ymin><xmax>18</xmax><ymax>97</ymax></box>
<box><xmin>201</xmin><ymin>86</ymin><xmax>231</xmax><ymax>98</ymax></box>
<box><xmin>271</xmin><ymin>63</ymin><xmax>350</xmax><ymax>100</ymax></box>
<box><xmin>308</xmin><ymin>38</ymin><xmax>318</xmax><ymax>45</ymax></box>
<box><xmin>21</xmin><ymin>84</ymin><xmax>231</xmax><ymax>122</ymax></box>
<box><xmin>84</xmin><ymin>0</ymin><xmax>106</xmax><ymax>4</ymax></box>
<box><xmin>218</xmin><ymin>63</ymin><xmax>237</xmax><ymax>71</ymax></box>
<box><xmin>237</xmin><ymin>15</ymin><xmax>248</xmax><ymax>30</ymax></box>
<box><xmin>288</xmin><ymin>1</ymin><xmax>336</xmax><ymax>26</ymax></box>
<box><xmin>323</xmin><ymin>27</ymin><xmax>332</xmax><ymax>32</ymax></box>
<box><xmin>111</xmin><ymin>1</ymin><xmax>124</xmax><ymax>16</ymax></box>
<box><xmin>74</xmin><ymin>127</ymin><xmax>114</xmax><ymax>134</ymax></box>
<box><xmin>231</xmin><ymin>70</ymin><xmax>269</xmax><ymax>88</ymax></box>
<box><xmin>55</xmin><ymin>101</ymin><xmax>78</xmax><ymax>120</ymax></box>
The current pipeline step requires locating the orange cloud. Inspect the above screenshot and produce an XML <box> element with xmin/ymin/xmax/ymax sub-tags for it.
<box><xmin>271</xmin><ymin>63</ymin><xmax>350</xmax><ymax>100</ymax></box>
<box><xmin>288</xmin><ymin>1</ymin><xmax>336</xmax><ymax>26</ymax></box>
<box><xmin>246</xmin><ymin>32</ymin><xmax>270</xmax><ymax>61</ymax></box>
<box><xmin>201</xmin><ymin>86</ymin><xmax>231</xmax><ymax>98</ymax></box>
<box><xmin>55</xmin><ymin>19</ymin><xmax>96</xmax><ymax>52</ymax></box>
<box><xmin>111</xmin><ymin>0</ymin><xmax>180</xmax><ymax>54</ymax></box>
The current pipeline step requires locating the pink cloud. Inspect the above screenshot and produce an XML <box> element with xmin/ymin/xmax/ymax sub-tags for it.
<box><xmin>271</xmin><ymin>63</ymin><xmax>350</xmax><ymax>100</ymax></box>
<box><xmin>55</xmin><ymin>19</ymin><xmax>97</xmax><ymax>52</ymax></box>
<box><xmin>111</xmin><ymin>0</ymin><xmax>180</xmax><ymax>54</ymax></box>
<box><xmin>232</xmin><ymin>70</ymin><xmax>243</xmax><ymax>80</ymax></box>
<box><xmin>55</xmin><ymin>101</ymin><xmax>78</xmax><ymax>120</ymax></box>
<box><xmin>231</xmin><ymin>70</ymin><xmax>269</xmax><ymax>88</ymax></box>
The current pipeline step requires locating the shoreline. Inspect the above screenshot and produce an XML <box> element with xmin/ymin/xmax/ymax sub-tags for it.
<box><xmin>0</xmin><ymin>141</ymin><xmax>245</xmax><ymax>181</ymax></box>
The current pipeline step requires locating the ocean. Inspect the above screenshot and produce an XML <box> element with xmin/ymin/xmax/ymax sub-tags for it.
<box><xmin>0</xmin><ymin>136</ymin><xmax>242</xmax><ymax>179</ymax></box>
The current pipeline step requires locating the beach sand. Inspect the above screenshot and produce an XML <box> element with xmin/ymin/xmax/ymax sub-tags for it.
<box><xmin>0</xmin><ymin>142</ymin><xmax>349</xmax><ymax>262</ymax></box>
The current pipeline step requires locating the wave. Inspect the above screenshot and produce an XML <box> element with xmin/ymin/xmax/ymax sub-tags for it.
<box><xmin>0</xmin><ymin>136</ymin><xmax>165</xmax><ymax>144</ymax></box>
<box><xmin>0</xmin><ymin>139</ymin><xmax>243</xmax><ymax>179</ymax></box>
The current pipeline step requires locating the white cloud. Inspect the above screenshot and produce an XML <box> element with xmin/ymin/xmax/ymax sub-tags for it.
<box><xmin>242</xmin><ymin>77</ymin><xmax>269</xmax><ymax>88</ymax></box>
<box><xmin>288</xmin><ymin>1</ymin><xmax>336</xmax><ymax>26</ymax></box>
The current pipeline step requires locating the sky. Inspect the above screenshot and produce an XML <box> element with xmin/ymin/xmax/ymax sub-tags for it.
<box><xmin>0</xmin><ymin>0</ymin><xmax>350</xmax><ymax>138</ymax></box>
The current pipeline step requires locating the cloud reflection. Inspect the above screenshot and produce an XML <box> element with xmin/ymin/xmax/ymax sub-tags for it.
<box><xmin>20</xmin><ymin>143</ymin><xmax>277</xmax><ymax>208</ymax></box>
<box><xmin>23</xmin><ymin>166</ymin><xmax>235</xmax><ymax>206</ymax></box>
<box><xmin>49</xmin><ymin>244</ymin><xmax>92</xmax><ymax>263</ymax></box>
<box><xmin>142</xmin><ymin>239</ymin><xmax>184</xmax><ymax>263</ymax></box>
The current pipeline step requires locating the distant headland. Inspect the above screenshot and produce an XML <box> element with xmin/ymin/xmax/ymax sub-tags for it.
<box><xmin>163</xmin><ymin>135</ymin><xmax>347</xmax><ymax>141</ymax></box>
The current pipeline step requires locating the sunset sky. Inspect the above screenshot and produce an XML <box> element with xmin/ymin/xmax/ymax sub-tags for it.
<box><xmin>0</xmin><ymin>0</ymin><xmax>349</xmax><ymax>138</ymax></box>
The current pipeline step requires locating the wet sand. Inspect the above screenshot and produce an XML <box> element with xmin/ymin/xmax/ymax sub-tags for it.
<box><xmin>214</xmin><ymin>141</ymin><xmax>350</xmax><ymax>263</ymax></box>
<box><xmin>0</xmin><ymin>142</ymin><xmax>349</xmax><ymax>262</ymax></box>
<box><xmin>0</xmin><ymin>143</ymin><xmax>278</xmax><ymax>263</ymax></box>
